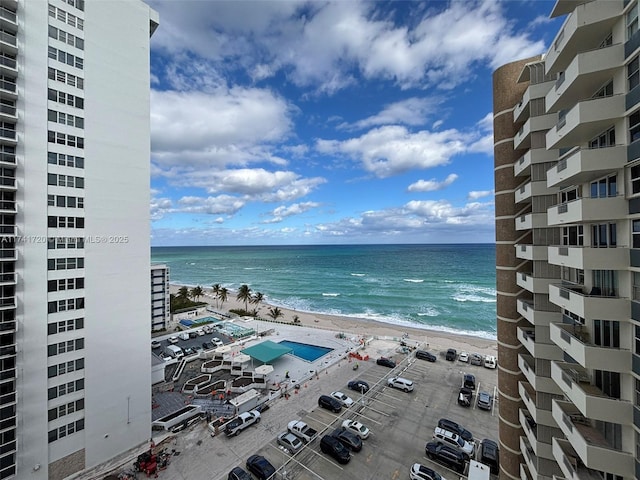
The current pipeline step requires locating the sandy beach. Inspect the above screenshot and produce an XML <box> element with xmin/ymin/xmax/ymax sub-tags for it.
<box><xmin>168</xmin><ymin>284</ymin><xmax>497</xmax><ymax>357</ymax></box>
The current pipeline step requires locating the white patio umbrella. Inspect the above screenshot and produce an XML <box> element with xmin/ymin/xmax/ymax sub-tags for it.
<box><xmin>254</xmin><ymin>364</ymin><xmax>274</xmax><ymax>375</ymax></box>
<box><xmin>233</xmin><ymin>353</ymin><xmax>251</xmax><ymax>364</ymax></box>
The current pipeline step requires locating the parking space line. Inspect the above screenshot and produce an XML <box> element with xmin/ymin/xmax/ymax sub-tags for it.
<box><xmin>474</xmin><ymin>381</ymin><xmax>480</xmax><ymax>410</ymax></box>
<box><xmin>267</xmin><ymin>443</ymin><xmax>328</xmax><ymax>480</ymax></box>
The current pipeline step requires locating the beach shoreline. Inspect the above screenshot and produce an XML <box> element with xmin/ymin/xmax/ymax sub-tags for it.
<box><xmin>169</xmin><ymin>283</ymin><xmax>498</xmax><ymax>357</ymax></box>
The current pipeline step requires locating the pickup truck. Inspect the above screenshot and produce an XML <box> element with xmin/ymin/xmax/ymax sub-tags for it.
<box><xmin>224</xmin><ymin>410</ymin><xmax>261</xmax><ymax>437</ymax></box>
<box><xmin>287</xmin><ymin>420</ymin><xmax>318</xmax><ymax>443</ymax></box>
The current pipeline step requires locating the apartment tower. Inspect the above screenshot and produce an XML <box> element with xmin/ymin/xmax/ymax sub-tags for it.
<box><xmin>150</xmin><ymin>264</ymin><xmax>170</xmax><ymax>332</ymax></box>
<box><xmin>494</xmin><ymin>1</ymin><xmax>640</xmax><ymax>479</ymax></box>
<box><xmin>0</xmin><ymin>2</ymin><xmax>159</xmax><ymax>479</ymax></box>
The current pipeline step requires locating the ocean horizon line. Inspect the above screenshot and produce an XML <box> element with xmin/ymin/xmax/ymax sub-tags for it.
<box><xmin>151</xmin><ymin>242</ymin><xmax>496</xmax><ymax>249</ymax></box>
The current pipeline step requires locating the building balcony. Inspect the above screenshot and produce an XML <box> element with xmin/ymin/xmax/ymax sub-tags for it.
<box><xmin>520</xmin><ymin>436</ymin><xmax>554</xmax><ymax>480</ymax></box>
<box><xmin>517</xmin><ymin>299</ymin><xmax>561</xmax><ymax>327</ymax></box>
<box><xmin>549</xmin><ymin>284</ymin><xmax>628</xmax><ymax>321</ymax></box>
<box><xmin>0</xmin><ymin>248</ymin><xmax>16</xmax><ymax>261</ymax></box>
<box><xmin>514</xmin><ymin>113</ymin><xmax>558</xmax><ymax>150</ymax></box>
<box><xmin>0</xmin><ymin>29</ymin><xmax>16</xmax><ymax>55</ymax></box>
<box><xmin>520</xmin><ymin>380</ymin><xmax>555</xmax><ymax>426</ymax></box>
<box><xmin>514</xmin><ymin>81</ymin><xmax>556</xmax><ymax>124</ymax></box>
<box><xmin>552</xmin><ymin>437</ymin><xmax>603</xmax><ymax>480</ymax></box>
<box><xmin>552</xmin><ymin>399</ymin><xmax>634</xmax><ymax>478</ymax></box>
<box><xmin>546</xmin><ymin>1</ymin><xmax>623</xmax><ymax>75</ymax></box>
<box><xmin>515</xmin><ymin>243</ymin><xmax>549</xmax><ymax>261</ymax></box>
<box><xmin>520</xmin><ymin>409</ymin><xmax>554</xmax><ymax>460</ymax></box>
<box><xmin>519</xmin><ymin>353</ymin><xmax>564</xmax><ymax>394</ymax></box>
<box><xmin>0</xmin><ymin>272</ymin><xmax>15</xmax><ymax>286</ymax></box>
<box><xmin>0</xmin><ymin>7</ymin><xmax>16</xmax><ymax>34</ymax></box>
<box><xmin>546</xmin><ymin>95</ymin><xmax>625</xmax><ymax>150</ymax></box>
<box><xmin>551</xmin><ymin>361</ymin><xmax>632</xmax><ymax>424</ymax></box>
<box><xmin>549</xmin><ymin>322</ymin><xmax>631</xmax><ymax>372</ymax></box>
<box><xmin>518</xmin><ymin>328</ymin><xmax>564</xmax><ymax>361</ymax></box>
<box><xmin>546</xmin><ymin>145</ymin><xmax>625</xmax><ymax>189</ymax></box>
<box><xmin>547</xmin><ymin>245</ymin><xmax>629</xmax><ymax>271</ymax></box>
<box><xmin>547</xmin><ymin>196</ymin><xmax>626</xmax><ymax>226</ymax></box>
<box><xmin>516</xmin><ymin>271</ymin><xmax>556</xmax><ymax>294</ymax></box>
<box><xmin>0</xmin><ymin>200</ymin><xmax>14</xmax><ymax>214</ymax></box>
<box><xmin>0</xmin><ymin>54</ymin><xmax>16</xmax><ymax>78</ymax></box>
<box><xmin>0</xmin><ymin>152</ymin><xmax>14</xmax><ymax>167</ymax></box>
<box><xmin>516</xmin><ymin>212</ymin><xmax>548</xmax><ymax>231</ymax></box>
<box><xmin>515</xmin><ymin>148</ymin><xmax>559</xmax><ymax>178</ymax></box>
<box><xmin>546</xmin><ymin>43</ymin><xmax>623</xmax><ymax>113</ymax></box>
<box><xmin>0</xmin><ymin>103</ymin><xmax>15</xmax><ymax>124</ymax></box>
<box><xmin>0</xmin><ymin>78</ymin><xmax>16</xmax><ymax>101</ymax></box>
<box><xmin>515</xmin><ymin>180</ymin><xmax>550</xmax><ymax>205</ymax></box>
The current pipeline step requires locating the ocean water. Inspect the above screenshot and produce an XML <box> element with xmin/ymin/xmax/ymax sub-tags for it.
<box><xmin>151</xmin><ymin>244</ymin><xmax>497</xmax><ymax>340</ymax></box>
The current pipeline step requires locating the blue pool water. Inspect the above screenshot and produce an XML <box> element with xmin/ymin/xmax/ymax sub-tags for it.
<box><xmin>278</xmin><ymin>340</ymin><xmax>334</xmax><ymax>362</ymax></box>
<box><xmin>179</xmin><ymin>316</ymin><xmax>222</xmax><ymax>327</ymax></box>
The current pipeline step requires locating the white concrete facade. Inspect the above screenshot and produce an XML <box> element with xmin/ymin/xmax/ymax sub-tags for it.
<box><xmin>0</xmin><ymin>1</ymin><xmax>159</xmax><ymax>479</ymax></box>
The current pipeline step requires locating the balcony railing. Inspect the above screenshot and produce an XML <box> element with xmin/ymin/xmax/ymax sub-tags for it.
<box><xmin>0</xmin><ymin>8</ymin><xmax>17</xmax><ymax>24</ymax></box>
<box><xmin>0</xmin><ymin>79</ymin><xmax>15</xmax><ymax>92</ymax></box>
<box><xmin>0</xmin><ymin>55</ymin><xmax>15</xmax><ymax>70</ymax></box>
<box><xmin>0</xmin><ymin>30</ymin><xmax>16</xmax><ymax>46</ymax></box>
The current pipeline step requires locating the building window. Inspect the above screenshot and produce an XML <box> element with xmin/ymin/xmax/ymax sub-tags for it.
<box><xmin>591</xmin><ymin>223</ymin><xmax>616</xmax><ymax>247</ymax></box>
<box><xmin>629</xmin><ymin>1</ymin><xmax>639</xmax><ymax>40</ymax></box>
<box><xmin>594</xmin><ymin>370</ymin><xmax>621</xmax><ymax>399</ymax></box>
<box><xmin>47</xmin><ymin>174</ymin><xmax>85</xmax><ymax>188</ymax></box>
<box><xmin>48</xmin><ymin>110</ymin><xmax>84</xmax><ymax>129</ymax></box>
<box><xmin>48</xmin><ymin>152</ymin><xmax>84</xmax><ymax>168</ymax></box>
<box><xmin>593</xmin><ymin>320</ymin><xmax>620</xmax><ymax>348</ymax></box>
<box><xmin>630</xmin><ymin>111</ymin><xmax>640</xmax><ymax>143</ymax></box>
<box><xmin>47</xmin><ymin>317</ymin><xmax>84</xmax><ymax>335</ymax></box>
<box><xmin>47</xmin><ymin>358</ymin><xmax>84</xmax><ymax>378</ymax></box>
<box><xmin>47</xmin><ymin>418</ymin><xmax>85</xmax><ymax>444</ymax></box>
<box><xmin>48</xmin><ymin>25</ymin><xmax>84</xmax><ymax>50</ymax></box>
<box><xmin>589</xmin><ymin>126</ymin><xmax>615</xmax><ymax>149</ymax></box>
<box><xmin>631</xmin><ymin>164</ymin><xmax>640</xmax><ymax>195</ymax></box>
<box><xmin>590</xmin><ymin>175</ymin><xmax>617</xmax><ymax>198</ymax></box>
<box><xmin>47</xmin><ymin>297</ymin><xmax>85</xmax><ymax>314</ymax></box>
<box><xmin>633</xmin><ymin>220</ymin><xmax>640</xmax><ymax>248</ymax></box>
<box><xmin>592</xmin><ymin>270</ymin><xmax>618</xmax><ymax>296</ymax></box>
<box><xmin>47</xmin><ymin>338</ymin><xmax>84</xmax><ymax>357</ymax></box>
<box><xmin>48</xmin><ymin>398</ymin><xmax>84</xmax><ymax>422</ymax></box>
<box><xmin>592</xmin><ymin>80</ymin><xmax>613</xmax><ymax>99</ymax></box>
<box><xmin>562</xmin><ymin>225</ymin><xmax>583</xmax><ymax>246</ymax></box>
<box><xmin>560</xmin><ymin>186</ymin><xmax>580</xmax><ymax>204</ymax></box>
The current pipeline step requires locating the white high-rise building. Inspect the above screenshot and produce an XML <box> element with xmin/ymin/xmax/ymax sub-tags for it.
<box><xmin>150</xmin><ymin>264</ymin><xmax>170</xmax><ymax>332</ymax></box>
<box><xmin>0</xmin><ymin>1</ymin><xmax>159</xmax><ymax>479</ymax></box>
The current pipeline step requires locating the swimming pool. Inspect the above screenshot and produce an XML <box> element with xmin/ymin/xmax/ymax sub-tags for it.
<box><xmin>278</xmin><ymin>340</ymin><xmax>334</xmax><ymax>362</ymax></box>
<box><xmin>179</xmin><ymin>316</ymin><xmax>223</xmax><ymax>327</ymax></box>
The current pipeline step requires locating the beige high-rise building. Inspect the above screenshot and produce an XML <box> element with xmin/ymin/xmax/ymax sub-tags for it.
<box><xmin>494</xmin><ymin>1</ymin><xmax>640</xmax><ymax>479</ymax></box>
<box><xmin>0</xmin><ymin>1</ymin><xmax>158</xmax><ymax>479</ymax></box>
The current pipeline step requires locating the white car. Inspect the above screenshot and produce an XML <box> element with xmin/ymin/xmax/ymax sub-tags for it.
<box><xmin>458</xmin><ymin>351</ymin><xmax>469</xmax><ymax>363</ymax></box>
<box><xmin>330</xmin><ymin>391</ymin><xmax>354</xmax><ymax>407</ymax></box>
<box><xmin>212</xmin><ymin>337</ymin><xmax>224</xmax><ymax>347</ymax></box>
<box><xmin>196</xmin><ymin>329</ymin><xmax>205</xmax><ymax>336</ymax></box>
<box><xmin>341</xmin><ymin>420</ymin><xmax>370</xmax><ymax>439</ymax></box>
<box><xmin>410</xmin><ymin>463</ymin><xmax>445</xmax><ymax>480</ymax></box>
<box><xmin>167</xmin><ymin>336</ymin><xmax>179</xmax><ymax>344</ymax></box>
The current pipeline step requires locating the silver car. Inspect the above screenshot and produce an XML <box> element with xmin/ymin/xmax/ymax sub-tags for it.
<box><xmin>477</xmin><ymin>391</ymin><xmax>493</xmax><ymax>411</ymax></box>
<box><xmin>277</xmin><ymin>432</ymin><xmax>304</xmax><ymax>454</ymax></box>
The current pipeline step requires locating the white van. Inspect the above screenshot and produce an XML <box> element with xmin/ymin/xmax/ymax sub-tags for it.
<box><xmin>179</xmin><ymin>332</ymin><xmax>190</xmax><ymax>341</ymax></box>
<box><xmin>165</xmin><ymin>345</ymin><xmax>184</xmax><ymax>359</ymax></box>
<box><xmin>484</xmin><ymin>355</ymin><xmax>497</xmax><ymax>369</ymax></box>
<box><xmin>433</xmin><ymin>427</ymin><xmax>475</xmax><ymax>456</ymax></box>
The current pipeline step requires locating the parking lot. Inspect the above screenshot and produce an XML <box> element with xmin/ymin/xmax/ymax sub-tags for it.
<box><xmin>162</xmin><ymin>342</ymin><xmax>499</xmax><ymax>480</ymax></box>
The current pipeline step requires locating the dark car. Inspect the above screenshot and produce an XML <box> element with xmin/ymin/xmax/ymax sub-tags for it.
<box><xmin>320</xmin><ymin>434</ymin><xmax>351</xmax><ymax>464</ymax></box>
<box><xmin>376</xmin><ymin>357</ymin><xmax>396</xmax><ymax>368</ymax></box>
<box><xmin>202</xmin><ymin>341</ymin><xmax>213</xmax><ymax>350</ymax></box>
<box><xmin>228</xmin><ymin>466</ymin><xmax>252</xmax><ymax>480</ymax></box>
<box><xmin>347</xmin><ymin>379</ymin><xmax>370</xmax><ymax>393</ymax></box>
<box><xmin>318</xmin><ymin>394</ymin><xmax>342</xmax><ymax>413</ymax></box>
<box><xmin>332</xmin><ymin>428</ymin><xmax>362</xmax><ymax>452</ymax></box>
<box><xmin>463</xmin><ymin>373</ymin><xmax>476</xmax><ymax>390</ymax></box>
<box><xmin>425</xmin><ymin>441</ymin><xmax>467</xmax><ymax>473</ymax></box>
<box><xmin>445</xmin><ymin>348</ymin><xmax>457</xmax><ymax>361</ymax></box>
<box><xmin>437</xmin><ymin>418</ymin><xmax>473</xmax><ymax>443</ymax></box>
<box><xmin>415</xmin><ymin>350</ymin><xmax>436</xmax><ymax>362</ymax></box>
<box><xmin>245</xmin><ymin>455</ymin><xmax>275</xmax><ymax>480</ymax></box>
<box><xmin>189</xmin><ymin>331</ymin><xmax>198</xmax><ymax>338</ymax></box>
<box><xmin>458</xmin><ymin>387</ymin><xmax>473</xmax><ymax>407</ymax></box>
<box><xmin>480</xmin><ymin>438</ymin><xmax>499</xmax><ymax>474</ymax></box>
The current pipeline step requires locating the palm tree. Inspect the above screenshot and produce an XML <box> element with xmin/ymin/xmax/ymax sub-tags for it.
<box><xmin>190</xmin><ymin>285</ymin><xmax>204</xmax><ymax>301</ymax></box>
<box><xmin>212</xmin><ymin>284</ymin><xmax>221</xmax><ymax>308</ymax></box>
<box><xmin>267</xmin><ymin>306</ymin><xmax>283</xmax><ymax>322</ymax></box>
<box><xmin>177</xmin><ymin>286</ymin><xmax>189</xmax><ymax>301</ymax></box>
<box><xmin>218</xmin><ymin>287</ymin><xmax>228</xmax><ymax>310</ymax></box>
<box><xmin>236</xmin><ymin>284</ymin><xmax>252</xmax><ymax>311</ymax></box>
<box><xmin>252</xmin><ymin>292</ymin><xmax>264</xmax><ymax>311</ymax></box>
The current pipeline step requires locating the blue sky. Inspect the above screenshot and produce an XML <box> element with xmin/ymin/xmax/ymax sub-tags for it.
<box><xmin>147</xmin><ymin>0</ymin><xmax>563</xmax><ymax>246</ymax></box>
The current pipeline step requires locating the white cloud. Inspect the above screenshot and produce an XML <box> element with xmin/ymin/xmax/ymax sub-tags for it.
<box><xmin>177</xmin><ymin>195</ymin><xmax>246</xmax><ymax>215</ymax></box>
<box><xmin>407</xmin><ymin>174</ymin><xmax>458</xmax><ymax>192</ymax></box>
<box><xmin>151</xmin><ymin>87</ymin><xmax>294</xmax><ymax>168</ymax></box>
<box><xmin>263</xmin><ymin>201</ymin><xmax>321</xmax><ymax>223</ymax></box>
<box><xmin>316</xmin><ymin>125</ymin><xmax>468</xmax><ymax>178</ymax></box>
<box><xmin>468</xmin><ymin>190</ymin><xmax>494</xmax><ymax>200</ymax></box>
<box><xmin>346</xmin><ymin>97</ymin><xmax>443</xmax><ymax>130</ymax></box>
<box><xmin>150</xmin><ymin>0</ymin><xmax>547</xmax><ymax>95</ymax></box>
<box><xmin>150</xmin><ymin>197</ymin><xmax>173</xmax><ymax>220</ymax></box>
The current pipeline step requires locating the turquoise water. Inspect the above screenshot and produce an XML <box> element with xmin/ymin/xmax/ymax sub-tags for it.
<box><xmin>151</xmin><ymin>244</ymin><xmax>497</xmax><ymax>339</ymax></box>
<box><xmin>278</xmin><ymin>340</ymin><xmax>334</xmax><ymax>362</ymax></box>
